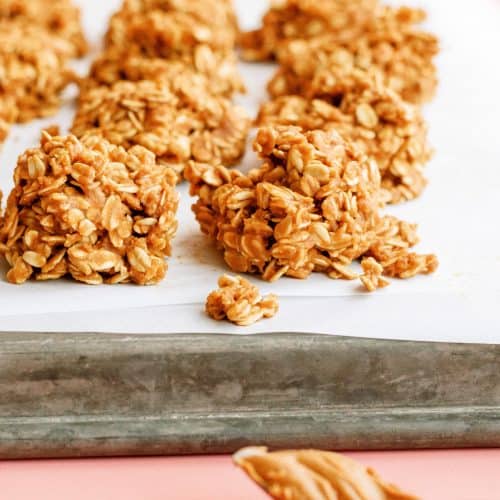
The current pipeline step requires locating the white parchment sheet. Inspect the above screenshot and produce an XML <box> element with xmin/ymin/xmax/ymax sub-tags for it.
<box><xmin>0</xmin><ymin>0</ymin><xmax>499</xmax><ymax>341</ymax></box>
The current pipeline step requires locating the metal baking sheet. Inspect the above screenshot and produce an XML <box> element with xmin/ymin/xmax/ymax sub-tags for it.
<box><xmin>1</xmin><ymin>333</ymin><xmax>499</xmax><ymax>459</ymax></box>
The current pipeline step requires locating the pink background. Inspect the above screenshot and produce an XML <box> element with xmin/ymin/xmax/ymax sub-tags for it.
<box><xmin>1</xmin><ymin>450</ymin><xmax>499</xmax><ymax>499</ymax></box>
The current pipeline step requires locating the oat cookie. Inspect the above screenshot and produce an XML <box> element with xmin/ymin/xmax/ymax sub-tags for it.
<box><xmin>0</xmin><ymin>0</ymin><xmax>87</xmax><ymax>57</ymax></box>
<box><xmin>186</xmin><ymin>126</ymin><xmax>437</xmax><ymax>286</ymax></box>
<box><xmin>0</xmin><ymin>132</ymin><xmax>179</xmax><ymax>285</ymax></box>
<box><xmin>0</xmin><ymin>22</ymin><xmax>75</xmax><ymax>128</ymax></box>
<box><xmin>106</xmin><ymin>0</ymin><xmax>238</xmax><ymax>55</ymax></box>
<box><xmin>72</xmin><ymin>79</ymin><xmax>250</xmax><ymax>179</ymax></box>
<box><xmin>239</xmin><ymin>0</ymin><xmax>380</xmax><ymax>62</ymax></box>
<box><xmin>268</xmin><ymin>7</ymin><xmax>439</xmax><ymax>104</ymax></box>
<box><xmin>258</xmin><ymin>75</ymin><xmax>431</xmax><ymax>203</ymax></box>
<box><xmin>84</xmin><ymin>48</ymin><xmax>244</xmax><ymax>97</ymax></box>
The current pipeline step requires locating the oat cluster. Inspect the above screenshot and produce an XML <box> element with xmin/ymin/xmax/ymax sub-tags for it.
<box><xmin>187</xmin><ymin>126</ymin><xmax>437</xmax><ymax>287</ymax></box>
<box><xmin>105</xmin><ymin>0</ymin><xmax>238</xmax><ymax>54</ymax></box>
<box><xmin>240</xmin><ymin>1</ymin><xmax>438</xmax><ymax>105</ymax></box>
<box><xmin>85</xmin><ymin>0</ymin><xmax>244</xmax><ymax>98</ymax></box>
<box><xmin>72</xmin><ymin>79</ymin><xmax>249</xmax><ymax>179</ymax></box>
<box><xmin>0</xmin><ymin>24</ymin><xmax>75</xmax><ymax>124</ymax></box>
<box><xmin>240</xmin><ymin>0</ymin><xmax>380</xmax><ymax>62</ymax></box>
<box><xmin>75</xmin><ymin>0</ymin><xmax>249</xmax><ymax>181</ymax></box>
<box><xmin>263</xmin><ymin>6</ymin><xmax>438</xmax><ymax>105</ymax></box>
<box><xmin>85</xmin><ymin>49</ymin><xmax>244</xmax><ymax>98</ymax></box>
<box><xmin>206</xmin><ymin>275</ymin><xmax>279</xmax><ymax>326</ymax></box>
<box><xmin>0</xmin><ymin>0</ymin><xmax>87</xmax><ymax>57</ymax></box>
<box><xmin>234</xmin><ymin>447</ymin><xmax>418</xmax><ymax>500</ymax></box>
<box><xmin>258</xmin><ymin>74</ymin><xmax>431</xmax><ymax>203</ymax></box>
<box><xmin>0</xmin><ymin>1</ymin><xmax>85</xmax><ymax>146</ymax></box>
<box><xmin>0</xmin><ymin>132</ymin><xmax>179</xmax><ymax>285</ymax></box>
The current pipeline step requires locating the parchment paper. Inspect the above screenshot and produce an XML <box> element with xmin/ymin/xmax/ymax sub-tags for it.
<box><xmin>0</xmin><ymin>0</ymin><xmax>499</xmax><ymax>342</ymax></box>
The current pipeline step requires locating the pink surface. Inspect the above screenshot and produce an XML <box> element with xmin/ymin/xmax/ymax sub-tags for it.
<box><xmin>1</xmin><ymin>450</ymin><xmax>499</xmax><ymax>499</ymax></box>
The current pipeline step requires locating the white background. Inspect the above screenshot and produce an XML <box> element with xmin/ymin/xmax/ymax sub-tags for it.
<box><xmin>0</xmin><ymin>0</ymin><xmax>499</xmax><ymax>341</ymax></box>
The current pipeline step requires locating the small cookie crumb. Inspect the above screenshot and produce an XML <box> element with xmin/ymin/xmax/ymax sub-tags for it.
<box><xmin>360</xmin><ymin>257</ymin><xmax>390</xmax><ymax>292</ymax></box>
<box><xmin>206</xmin><ymin>275</ymin><xmax>279</xmax><ymax>326</ymax></box>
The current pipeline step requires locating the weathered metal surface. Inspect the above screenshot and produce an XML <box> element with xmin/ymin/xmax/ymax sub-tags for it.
<box><xmin>0</xmin><ymin>333</ymin><xmax>499</xmax><ymax>459</ymax></box>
